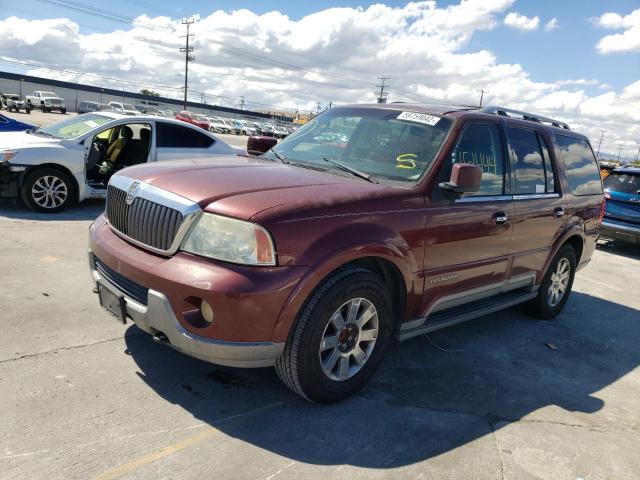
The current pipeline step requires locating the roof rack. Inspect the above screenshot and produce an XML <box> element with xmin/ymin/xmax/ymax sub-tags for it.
<box><xmin>480</xmin><ymin>106</ymin><xmax>571</xmax><ymax>130</ymax></box>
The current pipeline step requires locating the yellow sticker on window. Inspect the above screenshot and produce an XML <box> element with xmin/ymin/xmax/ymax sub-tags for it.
<box><xmin>396</xmin><ymin>154</ymin><xmax>417</xmax><ymax>169</ymax></box>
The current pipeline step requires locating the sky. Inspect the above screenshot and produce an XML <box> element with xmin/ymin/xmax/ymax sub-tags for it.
<box><xmin>1</xmin><ymin>0</ymin><xmax>639</xmax><ymax>159</ymax></box>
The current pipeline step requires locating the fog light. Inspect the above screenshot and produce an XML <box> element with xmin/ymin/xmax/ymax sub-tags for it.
<box><xmin>201</xmin><ymin>300</ymin><xmax>215</xmax><ymax>324</ymax></box>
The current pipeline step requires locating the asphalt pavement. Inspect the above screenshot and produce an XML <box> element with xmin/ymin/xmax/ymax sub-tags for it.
<box><xmin>1</xmin><ymin>198</ymin><xmax>639</xmax><ymax>479</ymax></box>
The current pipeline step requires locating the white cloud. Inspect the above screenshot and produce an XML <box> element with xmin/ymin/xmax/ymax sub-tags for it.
<box><xmin>0</xmin><ymin>1</ymin><xmax>638</xmax><ymax>154</ymax></box>
<box><xmin>595</xmin><ymin>8</ymin><xmax>640</xmax><ymax>53</ymax></box>
<box><xmin>544</xmin><ymin>17</ymin><xmax>558</xmax><ymax>31</ymax></box>
<box><xmin>504</xmin><ymin>12</ymin><xmax>540</xmax><ymax>31</ymax></box>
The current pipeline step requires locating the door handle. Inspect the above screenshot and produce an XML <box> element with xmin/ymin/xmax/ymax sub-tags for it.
<box><xmin>554</xmin><ymin>207</ymin><xmax>565</xmax><ymax>217</ymax></box>
<box><xmin>493</xmin><ymin>212</ymin><xmax>508</xmax><ymax>225</ymax></box>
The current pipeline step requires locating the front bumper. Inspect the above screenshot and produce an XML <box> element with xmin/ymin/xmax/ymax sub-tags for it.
<box><xmin>601</xmin><ymin>218</ymin><xmax>640</xmax><ymax>244</ymax></box>
<box><xmin>89</xmin><ymin>252</ymin><xmax>285</xmax><ymax>367</ymax></box>
<box><xmin>88</xmin><ymin>214</ymin><xmax>307</xmax><ymax>366</ymax></box>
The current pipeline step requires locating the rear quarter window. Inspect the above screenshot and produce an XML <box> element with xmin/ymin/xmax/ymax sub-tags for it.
<box><xmin>555</xmin><ymin>135</ymin><xmax>603</xmax><ymax>195</ymax></box>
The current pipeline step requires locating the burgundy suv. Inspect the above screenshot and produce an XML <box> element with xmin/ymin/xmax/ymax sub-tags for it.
<box><xmin>89</xmin><ymin>104</ymin><xmax>604</xmax><ymax>403</ymax></box>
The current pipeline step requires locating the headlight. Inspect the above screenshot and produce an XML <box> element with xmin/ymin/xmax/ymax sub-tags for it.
<box><xmin>0</xmin><ymin>151</ymin><xmax>17</xmax><ymax>163</ymax></box>
<box><xmin>181</xmin><ymin>213</ymin><xmax>276</xmax><ymax>266</ymax></box>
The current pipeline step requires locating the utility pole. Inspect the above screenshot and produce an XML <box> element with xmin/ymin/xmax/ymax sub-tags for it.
<box><xmin>316</xmin><ymin>101</ymin><xmax>322</xmax><ymax>115</ymax></box>
<box><xmin>180</xmin><ymin>18</ymin><xmax>195</xmax><ymax>110</ymax></box>
<box><xmin>478</xmin><ymin>89</ymin><xmax>489</xmax><ymax>107</ymax></box>
<box><xmin>376</xmin><ymin>75</ymin><xmax>391</xmax><ymax>103</ymax></box>
<box><xmin>617</xmin><ymin>145</ymin><xmax>623</xmax><ymax>163</ymax></box>
<box><xmin>238</xmin><ymin>96</ymin><xmax>245</xmax><ymax>110</ymax></box>
<box><xmin>596</xmin><ymin>130</ymin><xmax>605</xmax><ymax>157</ymax></box>
<box><xmin>635</xmin><ymin>146</ymin><xmax>640</xmax><ymax>163</ymax></box>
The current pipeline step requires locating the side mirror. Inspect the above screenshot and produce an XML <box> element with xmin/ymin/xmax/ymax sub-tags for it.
<box><xmin>439</xmin><ymin>163</ymin><xmax>482</xmax><ymax>198</ymax></box>
<box><xmin>247</xmin><ymin>135</ymin><xmax>278</xmax><ymax>156</ymax></box>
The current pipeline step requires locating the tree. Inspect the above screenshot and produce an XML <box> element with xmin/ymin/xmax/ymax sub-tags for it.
<box><xmin>139</xmin><ymin>88</ymin><xmax>160</xmax><ymax>97</ymax></box>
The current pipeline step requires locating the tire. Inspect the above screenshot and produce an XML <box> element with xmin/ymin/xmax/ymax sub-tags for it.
<box><xmin>276</xmin><ymin>268</ymin><xmax>393</xmax><ymax>403</ymax></box>
<box><xmin>61</xmin><ymin>108</ymin><xmax>67</xmax><ymax>114</ymax></box>
<box><xmin>20</xmin><ymin>167</ymin><xmax>75</xmax><ymax>213</ymax></box>
<box><xmin>526</xmin><ymin>245</ymin><xmax>576</xmax><ymax>320</ymax></box>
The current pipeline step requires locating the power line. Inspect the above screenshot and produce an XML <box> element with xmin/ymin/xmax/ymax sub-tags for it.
<box><xmin>180</xmin><ymin>18</ymin><xmax>195</xmax><ymax>110</ymax></box>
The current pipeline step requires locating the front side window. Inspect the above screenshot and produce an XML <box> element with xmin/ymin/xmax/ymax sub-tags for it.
<box><xmin>267</xmin><ymin>108</ymin><xmax>452</xmax><ymax>183</ymax></box>
<box><xmin>508</xmin><ymin>127</ymin><xmax>549</xmax><ymax>195</ymax></box>
<box><xmin>449</xmin><ymin>123</ymin><xmax>505</xmax><ymax>196</ymax></box>
<box><xmin>156</xmin><ymin>123</ymin><xmax>214</xmax><ymax>148</ymax></box>
<box><xmin>555</xmin><ymin>135</ymin><xmax>603</xmax><ymax>196</ymax></box>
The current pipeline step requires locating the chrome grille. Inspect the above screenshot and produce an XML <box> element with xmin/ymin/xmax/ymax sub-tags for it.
<box><xmin>106</xmin><ymin>175</ymin><xmax>201</xmax><ymax>256</ymax></box>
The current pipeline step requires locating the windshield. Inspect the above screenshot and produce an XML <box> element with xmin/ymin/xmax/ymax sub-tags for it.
<box><xmin>266</xmin><ymin>107</ymin><xmax>452</xmax><ymax>183</ymax></box>
<box><xmin>124</xmin><ymin>104</ymin><xmax>135</xmax><ymax>110</ymax></box>
<box><xmin>604</xmin><ymin>172</ymin><xmax>640</xmax><ymax>194</ymax></box>
<box><xmin>36</xmin><ymin>113</ymin><xmax>112</xmax><ymax>139</ymax></box>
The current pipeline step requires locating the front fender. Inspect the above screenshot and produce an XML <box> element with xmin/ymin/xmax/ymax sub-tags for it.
<box><xmin>270</xmin><ymin>234</ymin><xmax>416</xmax><ymax>342</ymax></box>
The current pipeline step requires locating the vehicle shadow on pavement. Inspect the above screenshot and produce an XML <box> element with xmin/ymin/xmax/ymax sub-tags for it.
<box><xmin>0</xmin><ymin>199</ymin><xmax>104</xmax><ymax>221</ymax></box>
<box><xmin>124</xmin><ymin>291</ymin><xmax>639</xmax><ymax>468</ymax></box>
<box><xmin>596</xmin><ymin>239</ymin><xmax>640</xmax><ymax>261</ymax></box>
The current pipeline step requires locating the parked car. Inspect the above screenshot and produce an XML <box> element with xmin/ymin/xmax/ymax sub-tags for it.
<box><xmin>1</xmin><ymin>93</ymin><xmax>32</xmax><ymax>114</ymax></box>
<box><xmin>206</xmin><ymin>117</ymin><xmax>230</xmax><ymax>134</ymax></box>
<box><xmin>175</xmin><ymin>111</ymin><xmax>209</xmax><ymax>130</ymax></box>
<box><xmin>108</xmin><ymin>102</ymin><xmax>139</xmax><ymax>116</ymax></box>
<box><xmin>600</xmin><ymin>166</ymin><xmax>640</xmax><ymax>245</ymax></box>
<box><xmin>597</xmin><ymin>160</ymin><xmax>619</xmax><ymax>180</ymax></box>
<box><xmin>78</xmin><ymin>101</ymin><xmax>103</xmax><ymax>114</ymax></box>
<box><xmin>0</xmin><ymin>112</ymin><xmax>236</xmax><ymax>212</ymax></box>
<box><xmin>0</xmin><ymin>113</ymin><xmax>35</xmax><ymax>132</ymax></box>
<box><xmin>88</xmin><ymin>104</ymin><xmax>603</xmax><ymax>403</ymax></box>
<box><xmin>272</xmin><ymin>125</ymin><xmax>289</xmax><ymax>139</ymax></box>
<box><xmin>237</xmin><ymin>120</ymin><xmax>257</xmax><ymax>136</ymax></box>
<box><xmin>26</xmin><ymin>91</ymin><xmax>66</xmax><ymax>114</ymax></box>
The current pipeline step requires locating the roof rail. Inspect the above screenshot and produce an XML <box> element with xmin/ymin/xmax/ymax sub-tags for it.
<box><xmin>480</xmin><ymin>106</ymin><xmax>571</xmax><ymax>130</ymax></box>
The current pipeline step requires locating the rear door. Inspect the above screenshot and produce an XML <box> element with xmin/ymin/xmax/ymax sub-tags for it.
<box><xmin>422</xmin><ymin>120</ymin><xmax>514</xmax><ymax>317</ymax></box>
<box><xmin>155</xmin><ymin>122</ymin><xmax>218</xmax><ymax>162</ymax></box>
<box><xmin>506</xmin><ymin>126</ymin><xmax>566</xmax><ymax>280</ymax></box>
<box><xmin>603</xmin><ymin>171</ymin><xmax>640</xmax><ymax>225</ymax></box>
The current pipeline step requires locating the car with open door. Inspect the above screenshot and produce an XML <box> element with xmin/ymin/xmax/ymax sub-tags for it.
<box><xmin>0</xmin><ymin>112</ymin><xmax>236</xmax><ymax>212</ymax></box>
<box><xmin>88</xmin><ymin>103</ymin><xmax>603</xmax><ymax>403</ymax></box>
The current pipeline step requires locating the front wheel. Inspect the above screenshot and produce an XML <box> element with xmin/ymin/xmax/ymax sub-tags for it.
<box><xmin>20</xmin><ymin>167</ymin><xmax>75</xmax><ymax>213</ymax></box>
<box><xmin>526</xmin><ymin>245</ymin><xmax>576</xmax><ymax>320</ymax></box>
<box><xmin>276</xmin><ymin>268</ymin><xmax>392</xmax><ymax>403</ymax></box>
<box><xmin>61</xmin><ymin>108</ymin><xmax>67</xmax><ymax>114</ymax></box>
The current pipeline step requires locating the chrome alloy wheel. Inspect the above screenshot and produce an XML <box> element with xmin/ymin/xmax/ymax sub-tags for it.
<box><xmin>319</xmin><ymin>297</ymin><xmax>379</xmax><ymax>381</ymax></box>
<box><xmin>547</xmin><ymin>257</ymin><xmax>570</xmax><ymax>307</ymax></box>
<box><xmin>31</xmin><ymin>175</ymin><xmax>68</xmax><ymax>209</ymax></box>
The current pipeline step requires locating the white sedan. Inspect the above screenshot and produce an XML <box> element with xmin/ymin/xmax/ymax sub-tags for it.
<box><xmin>0</xmin><ymin>112</ymin><xmax>237</xmax><ymax>212</ymax></box>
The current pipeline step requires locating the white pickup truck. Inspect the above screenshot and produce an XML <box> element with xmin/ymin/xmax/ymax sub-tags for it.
<box><xmin>26</xmin><ymin>91</ymin><xmax>66</xmax><ymax>114</ymax></box>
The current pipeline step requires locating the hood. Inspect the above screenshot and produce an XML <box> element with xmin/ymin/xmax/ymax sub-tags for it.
<box><xmin>0</xmin><ymin>131</ymin><xmax>61</xmax><ymax>150</ymax></box>
<box><xmin>118</xmin><ymin>155</ymin><xmax>386</xmax><ymax>221</ymax></box>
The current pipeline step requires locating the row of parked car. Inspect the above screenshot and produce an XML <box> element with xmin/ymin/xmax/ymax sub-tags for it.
<box><xmin>174</xmin><ymin>111</ymin><xmax>296</xmax><ymax>138</ymax></box>
<box><xmin>78</xmin><ymin>101</ymin><xmax>297</xmax><ymax>138</ymax></box>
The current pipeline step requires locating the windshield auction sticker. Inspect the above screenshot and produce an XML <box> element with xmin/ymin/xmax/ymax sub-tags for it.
<box><xmin>397</xmin><ymin>111</ymin><xmax>440</xmax><ymax>126</ymax></box>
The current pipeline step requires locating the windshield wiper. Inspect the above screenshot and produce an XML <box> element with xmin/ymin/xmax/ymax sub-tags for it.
<box><xmin>323</xmin><ymin>157</ymin><xmax>378</xmax><ymax>184</ymax></box>
<box><xmin>270</xmin><ymin>150</ymin><xmax>289</xmax><ymax>164</ymax></box>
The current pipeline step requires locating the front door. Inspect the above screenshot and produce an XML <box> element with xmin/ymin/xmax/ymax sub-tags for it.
<box><xmin>421</xmin><ymin>120</ymin><xmax>514</xmax><ymax>318</ymax></box>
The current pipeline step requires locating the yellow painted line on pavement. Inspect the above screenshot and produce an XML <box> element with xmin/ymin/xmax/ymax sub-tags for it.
<box><xmin>93</xmin><ymin>428</ymin><xmax>219</xmax><ymax>480</ymax></box>
<box><xmin>92</xmin><ymin>399</ymin><xmax>293</xmax><ymax>480</ymax></box>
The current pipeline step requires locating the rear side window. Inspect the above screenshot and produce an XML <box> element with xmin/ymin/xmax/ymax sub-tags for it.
<box><xmin>603</xmin><ymin>172</ymin><xmax>640</xmax><ymax>194</ymax></box>
<box><xmin>451</xmin><ymin>123</ymin><xmax>505</xmax><ymax>196</ymax></box>
<box><xmin>555</xmin><ymin>135</ymin><xmax>603</xmax><ymax>195</ymax></box>
<box><xmin>156</xmin><ymin>123</ymin><xmax>214</xmax><ymax>148</ymax></box>
<box><xmin>507</xmin><ymin>127</ymin><xmax>554</xmax><ymax>194</ymax></box>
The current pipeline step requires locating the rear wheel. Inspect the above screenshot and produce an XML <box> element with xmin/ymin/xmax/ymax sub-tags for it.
<box><xmin>526</xmin><ymin>245</ymin><xmax>576</xmax><ymax>319</ymax></box>
<box><xmin>20</xmin><ymin>167</ymin><xmax>75</xmax><ymax>213</ymax></box>
<box><xmin>276</xmin><ymin>268</ymin><xmax>392</xmax><ymax>403</ymax></box>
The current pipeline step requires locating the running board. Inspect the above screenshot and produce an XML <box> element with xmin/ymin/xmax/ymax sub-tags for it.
<box><xmin>398</xmin><ymin>288</ymin><xmax>538</xmax><ymax>341</ymax></box>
